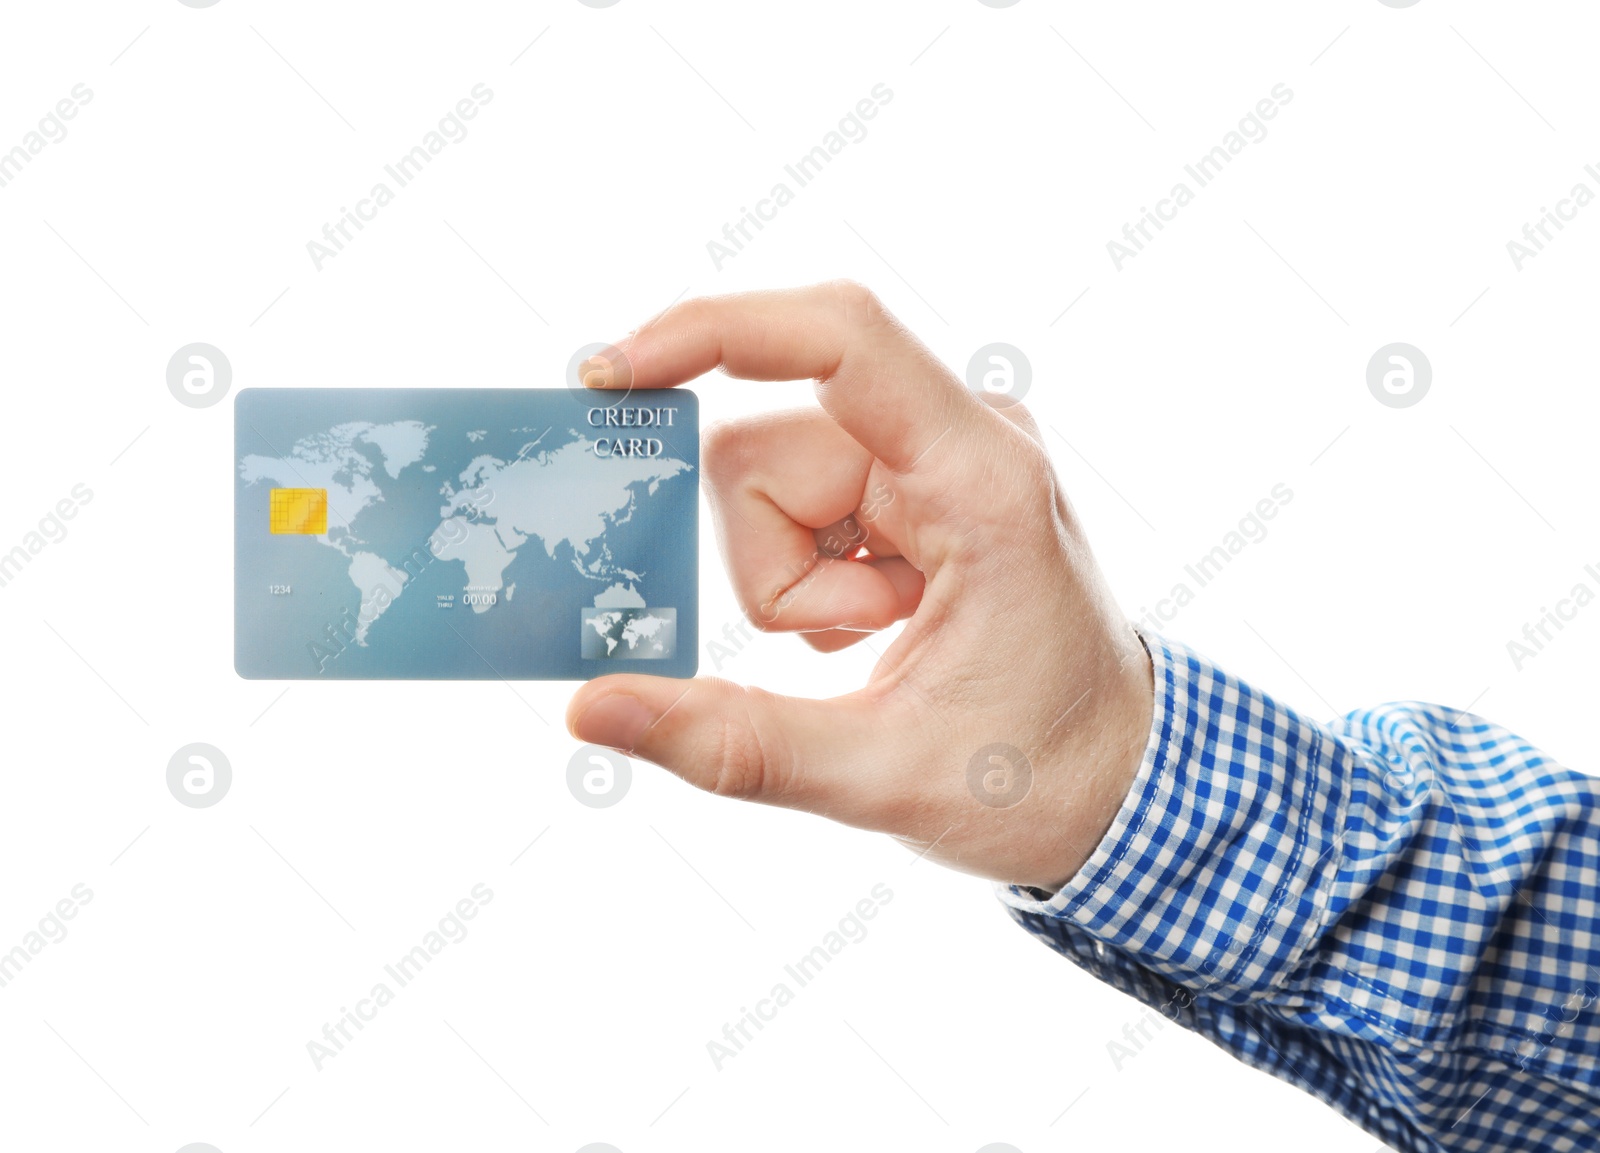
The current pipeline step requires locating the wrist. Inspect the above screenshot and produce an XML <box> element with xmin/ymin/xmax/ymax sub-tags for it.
<box><xmin>1032</xmin><ymin>625</ymin><xmax>1155</xmax><ymax>892</ymax></box>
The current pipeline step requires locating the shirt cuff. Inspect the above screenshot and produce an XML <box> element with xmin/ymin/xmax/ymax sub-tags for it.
<box><xmin>996</xmin><ymin>627</ymin><xmax>1339</xmax><ymax>1000</ymax></box>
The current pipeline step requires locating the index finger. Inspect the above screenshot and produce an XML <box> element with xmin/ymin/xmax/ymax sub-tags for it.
<box><xmin>592</xmin><ymin>281</ymin><xmax>997</xmax><ymax>482</ymax></box>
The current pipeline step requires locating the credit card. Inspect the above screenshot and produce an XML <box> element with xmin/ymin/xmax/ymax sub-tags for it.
<box><xmin>234</xmin><ymin>388</ymin><xmax>698</xmax><ymax>679</ymax></box>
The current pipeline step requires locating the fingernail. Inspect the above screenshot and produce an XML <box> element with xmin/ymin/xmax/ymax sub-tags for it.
<box><xmin>573</xmin><ymin>693</ymin><xmax>655</xmax><ymax>752</ymax></box>
<box><xmin>581</xmin><ymin>344</ymin><xmax>633</xmax><ymax>389</ymax></box>
<box><xmin>580</xmin><ymin>355</ymin><xmax>615</xmax><ymax>389</ymax></box>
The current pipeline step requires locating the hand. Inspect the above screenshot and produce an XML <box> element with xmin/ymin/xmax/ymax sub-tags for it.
<box><xmin>565</xmin><ymin>282</ymin><xmax>1154</xmax><ymax>892</ymax></box>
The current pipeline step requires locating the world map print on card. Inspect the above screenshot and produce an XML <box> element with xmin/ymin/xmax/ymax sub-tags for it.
<box><xmin>234</xmin><ymin>388</ymin><xmax>698</xmax><ymax>680</ymax></box>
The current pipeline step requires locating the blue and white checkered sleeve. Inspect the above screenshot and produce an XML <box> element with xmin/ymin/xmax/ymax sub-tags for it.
<box><xmin>999</xmin><ymin>630</ymin><xmax>1600</xmax><ymax>1153</ymax></box>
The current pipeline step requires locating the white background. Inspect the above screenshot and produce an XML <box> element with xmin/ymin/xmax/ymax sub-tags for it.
<box><xmin>1</xmin><ymin>2</ymin><xmax>1595</xmax><ymax>1151</ymax></box>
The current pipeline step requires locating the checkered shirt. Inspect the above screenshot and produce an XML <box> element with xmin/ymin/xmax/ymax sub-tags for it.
<box><xmin>1000</xmin><ymin>631</ymin><xmax>1599</xmax><ymax>1152</ymax></box>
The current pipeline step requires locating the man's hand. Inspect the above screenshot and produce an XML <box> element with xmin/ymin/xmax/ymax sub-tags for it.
<box><xmin>565</xmin><ymin>282</ymin><xmax>1154</xmax><ymax>892</ymax></box>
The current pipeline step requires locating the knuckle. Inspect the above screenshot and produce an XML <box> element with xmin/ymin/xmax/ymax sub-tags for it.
<box><xmin>1016</xmin><ymin>432</ymin><xmax>1057</xmax><ymax>486</ymax></box>
<box><xmin>987</xmin><ymin>395</ymin><xmax>1046</xmax><ymax>443</ymax></box>
<box><xmin>825</xmin><ymin>279</ymin><xmax>889</xmax><ymax>327</ymax></box>
<box><xmin>997</xmin><ymin>433</ymin><xmax>1058</xmax><ymax>509</ymax></box>
<box><xmin>700</xmin><ymin>695</ymin><xmax>782</xmax><ymax>800</ymax></box>
<box><xmin>655</xmin><ymin>293</ymin><xmax>709</xmax><ymax>331</ymax></box>
<box><xmin>701</xmin><ymin>418</ymin><xmax>753</xmax><ymax>485</ymax></box>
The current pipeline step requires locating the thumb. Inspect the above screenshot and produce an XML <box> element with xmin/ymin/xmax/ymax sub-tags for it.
<box><xmin>565</xmin><ymin>675</ymin><xmax>887</xmax><ymax>817</ymax></box>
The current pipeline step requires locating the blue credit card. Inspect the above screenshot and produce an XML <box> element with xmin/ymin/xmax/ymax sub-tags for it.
<box><xmin>234</xmin><ymin>388</ymin><xmax>698</xmax><ymax>679</ymax></box>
